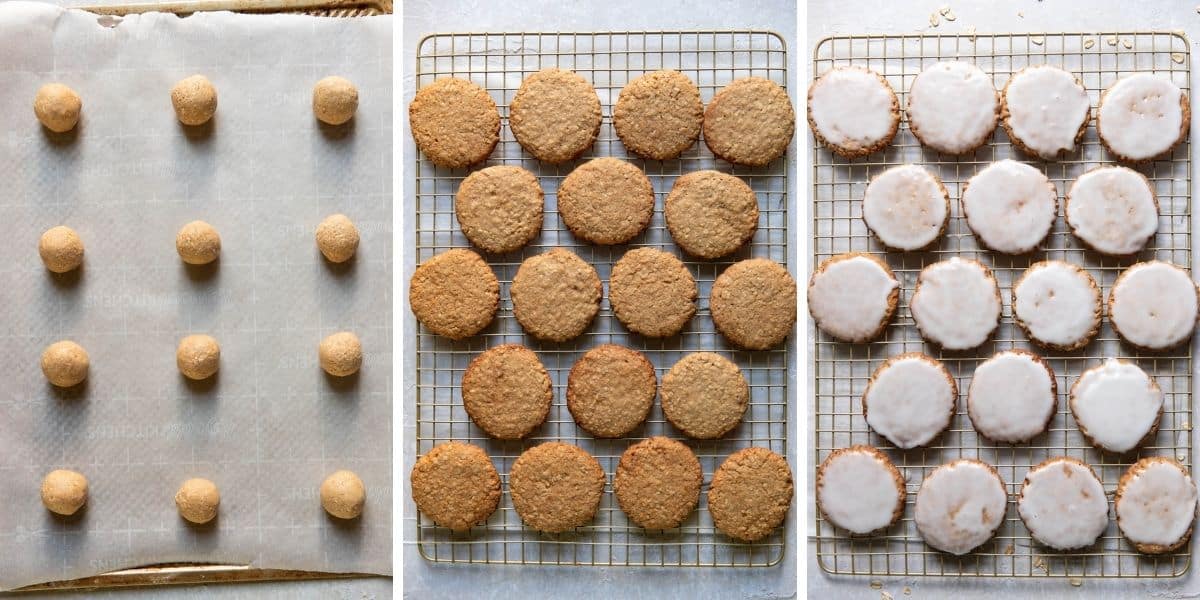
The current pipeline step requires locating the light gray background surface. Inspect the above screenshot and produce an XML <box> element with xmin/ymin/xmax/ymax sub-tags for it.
<box><xmin>401</xmin><ymin>1</ymin><xmax>797</xmax><ymax>598</ymax></box>
<box><xmin>807</xmin><ymin>1</ymin><xmax>1200</xmax><ymax>598</ymax></box>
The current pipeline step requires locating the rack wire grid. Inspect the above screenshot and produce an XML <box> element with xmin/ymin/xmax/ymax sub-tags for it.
<box><xmin>811</xmin><ymin>32</ymin><xmax>1194</xmax><ymax>578</ymax></box>
<box><xmin>414</xmin><ymin>31</ymin><xmax>792</xmax><ymax>567</ymax></box>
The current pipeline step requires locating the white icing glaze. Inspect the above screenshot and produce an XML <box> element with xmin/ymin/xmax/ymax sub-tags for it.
<box><xmin>1098</xmin><ymin>73</ymin><xmax>1185</xmax><ymax>161</ymax></box>
<box><xmin>810</xmin><ymin>66</ymin><xmax>898</xmax><ymax>153</ymax></box>
<box><xmin>967</xmin><ymin>351</ymin><xmax>1055</xmax><ymax>443</ymax></box>
<box><xmin>1066</xmin><ymin>166</ymin><xmax>1158</xmax><ymax>256</ymax></box>
<box><xmin>907</xmin><ymin>61</ymin><xmax>999</xmax><ymax>154</ymax></box>
<box><xmin>914</xmin><ymin>460</ymin><xmax>1008</xmax><ymax>555</ymax></box>
<box><xmin>862</xmin><ymin>164</ymin><xmax>948</xmax><ymax>250</ymax></box>
<box><xmin>1110</xmin><ymin>261</ymin><xmax>1199</xmax><ymax>349</ymax></box>
<box><xmin>1070</xmin><ymin>359</ymin><xmax>1162</xmax><ymax>453</ymax></box>
<box><xmin>909</xmin><ymin>258</ymin><xmax>1002</xmax><ymax>350</ymax></box>
<box><xmin>1117</xmin><ymin>460</ymin><xmax>1199</xmax><ymax>547</ymax></box>
<box><xmin>1003</xmin><ymin>65</ymin><xmax>1090</xmax><ymax>158</ymax></box>
<box><xmin>864</xmin><ymin>354</ymin><xmax>955</xmax><ymax>449</ymax></box>
<box><xmin>817</xmin><ymin>448</ymin><xmax>904</xmax><ymax>534</ymax></box>
<box><xmin>1018</xmin><ymin>458</ymin><xmax>1109</xmax><ymax>550</ymax></box>
<box><xmin>1013</xmin><ymin>261</ymin><xmax>1100</xmax><ymax>348</ymax></box>
<box><xmin>809</xmin><ymin>255</ymin><xmax>898</xmax><ymax>342</ymax></box>
<box><xmin>961</xmin><ymin>160</ymin><xmax>1057</xmax><ymax>254</ymax></box>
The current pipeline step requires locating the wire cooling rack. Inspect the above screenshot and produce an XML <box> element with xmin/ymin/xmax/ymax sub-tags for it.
<box><xmin>414</xmin><ymin>31</ymin><xmax>792</xmax><ymax>567</ymax></box>
<box><xmin>811</xmin><ymin>32</ymin><xmax>1193</xmax><ymax>578</ymax></box>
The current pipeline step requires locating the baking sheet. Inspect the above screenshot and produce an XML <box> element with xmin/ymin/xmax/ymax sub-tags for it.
<box><xmin>0</xmin><ymin>2</ymin><xmax>392</xmax><ymax>590</ymax></box>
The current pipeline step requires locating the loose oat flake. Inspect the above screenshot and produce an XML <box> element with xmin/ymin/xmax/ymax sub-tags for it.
<box><xmin>1084</xmin><ymin>39</ymin><xmax>1095</xmax><ymax>49</ymax></box>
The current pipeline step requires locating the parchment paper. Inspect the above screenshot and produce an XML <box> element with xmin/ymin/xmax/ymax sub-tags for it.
<box><xmin>0</xmin><ymin>2</ymin><xmax>392</xmax><ymax>590</ymax></box>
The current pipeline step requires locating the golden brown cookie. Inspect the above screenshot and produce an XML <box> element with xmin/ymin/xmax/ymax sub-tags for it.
<box><xmin>711</xmin><ymin>258</ymin><xmax>796</xmax><ymax>350</ymax></box>
<box><xmin>509</xmin><ymin>442</ymin><xmax>606</xmax><ymax>533</ymax></box>
<box><xmin>703</xmin><ymin>77</ymin><xmax>795</xmax><ymax>166</ymax></box>
<box><xmin>613</xmin><ymin>69</ymin><xmax>703</xmax><ymax>160</ymax></box>
<box><xmin>614</xmin><ymin>437</ymin><xmax>702</xmax><ymax>529</ymax></box>
<box><xmin>409</xmin><ymin>77</ymin><xmax>500</xmax><ymax>169</ymax></box>
<box><xmin>557</xmin><ymin>158</ymin><xmax>654</xmax><ymax>245</ymax></box>
<box><xmin>410</xmin><ymin>441</ymin><xmax>501</xmax><ymax>531</ymax></box>
<box><xmin>709</xmin><ymin>447</ymin><xmax>793</xmax><ymax>542</ymax></box>
<box><xmin>660</xmin><ymin>352</ymin><xmax>749</xmax><ymax>439</ymax></box>
<box><xmin>461</xmin><ymin>344</ymin><xmax>552</xmax><ymax>439</ymax></box>
<box><xmin>455</xmin><ymin>165</ymin><xmax>544</xmax><ymax>254</ymax></box>
<box><xmin>409</xmin><ymin>248</ymin><xmax>499</xmax><ymax>340</ymax></box>
<box><xmin>510</xmin><ymin>68</ymin><xmax>602</xmax><ymax>163</ymax></box>
<box><xmin>510</xmin><ymin>248</ymin><xmax>602</xmax><ymax>342</ymax></box>
<box><xmin>567</xmin><ymin>345</ymin><xmax>657</xmax><ymax>438</ymax></box>
<box><xmin>609</xmin><ymin>247</ymin><xmax>697</xmax><ymax>338</ymax></box>
<box><xmin>664</xmin><ymin>170</ymin><xmax>758</xmax><ymax>259</ymax></box>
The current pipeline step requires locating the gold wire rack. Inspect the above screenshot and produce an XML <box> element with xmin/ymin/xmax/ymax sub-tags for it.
<box><xmin>811</xmin><ymin>32</ymin><xmax>1193</xmax><ymax>578</ymax></box>
<box><xmin>414</xmin><ymin>30</ymin><xmax>791</xmax><ymax>567</ymax></box>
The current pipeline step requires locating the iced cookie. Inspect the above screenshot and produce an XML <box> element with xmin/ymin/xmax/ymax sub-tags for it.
<box><xmin>961</xmin><ymin>159</ymin><xmax>1057</xmax><ymax>254</ymax></box>
<box><xmin>1012</xmin><ymin>260</ymin><xmax>1102</xmax><ymax>351</ymax></box>
<box><xmin>909</xmin><ymin>258</ymin><xmax>1002</xmax><ymax>350</ymax></box>
<box><xmin>1065</xmin><ymin>166</ymin><xmax>1158</xmax><ymax>256</ymax></box>
<box><xmin>914</xmin><ymin>459</ymin><xmax>1007</xmax><ymax>555</ymax></box>
<box><xmin>1069</xmin><ymin>358</ymin><xmax>1163</xmax><ymax>454</ymax></box>
<box><xmin>1115</xmin><ymin>457</ymin><xmax>1199</xmax><ymax>554</ymax></box>
<box><xmin>1097</xmin><ymin>73</ymin><xmax>1190</xmax><ymax>163</ymax></box>
<box><xmin>1000</xmin><ymin>65</ymin><xmax>1090</xmax><ymax>159</ymax></box>
<box><xmin>967</xmin><ymin>349</ymin><xmax>1056</xmax><ymax>444</ymax></box>
<box><xmin>807</xmin><ymin>253</ymin><xmax>899</xmax><ymax>343</ymax></box>
<box><xmin>807</xmin><ymin>66</ymin><xmax>900</xmax><ymax>158</ymax></box>
<box><xmin>1108</xmin><ymin>261</ymin><xmax>1199</xmax><ymax>351</ymax></box>
<box><xmin>862</xmin><ymin>352</ymin><xmax>957</xmax><ymax>449</ymax></box>
<box><xmin>1018</xmin><ymin>457</ymin><xmax>1109</xmax><ymax>550</ymax></box>
<box><xmin>815</xmin><ymin>445</ymin><xmax>906</xmax><ymax>535</ymax></box>
<box><xmin>861</xmin><ymin>164</ymin><xmax>950</xmax><ymax>251</ymax></box>
<box><xmin>906</xmin><ymin>62</ymin><xmax>999</xmax><ymax>155</ymax></box>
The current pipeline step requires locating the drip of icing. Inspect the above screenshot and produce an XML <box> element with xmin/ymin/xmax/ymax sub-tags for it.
<box><xmin>1098</xmin><ymin>73</ymin><xmax>1184</xmax><ymax>161</ymax></box>
<box><xmin>1018</xmin><ymin>458</ymin><xmax>1109</xmax><ymax>550</ymax></box>
<box><xmin>862</xmin><ymin>164</ymin><xmax>948</xmax><ymax>250</ymax></box>
<box><xmin>810</xmin><ymin>66</ymin><xmax>898</xmax><ymax>151</ymax></box>
<box><xmin>1004</xmin><ymin>65</ymin><xmax>1090</xmax><ymax>158</ymax></box>
<box><xmin>907</xmin><ymin>61</ymin><xmax>998</xmax><ymax>154</ymax></box>
<box><xmin>1110</xmin><ymin>261</ymin><xmax>1198</xmax><ymax>349</ymax></box>
<box><xmin>1013</xmin><ymin>261</ymin><xmax>1100</xmax><ymax>347</ymax></box>
<box><xmin>864</xmin><ymin>355</ymin><xmax>955</xmax><ymax>449</ymax></box>
<box><xmin>809</xmin><ymin>255</ymin><xmax>898</xmax><ymax>342</ymax></box>
<box><xmin>1066</xmin><ymin>166</ymin><xmax>1158</xmax><ymax>256</ymax></box>
<box><xmin>914</xmin><ymin>460</ymin><xmax>1008</xmax><ymax>555</ymax></box>
<box><xmin>967</xmin><ymin>351</ymin><xmax>1055</xmax><ymax>443</ymax></box>
<box><xmin>961</xmin><ymin>159</ymin><xmax>1057</xmax><ymax>254</ymax></box>
<box><xmin>1070</xmin><ymin>359</ymin><xmax>1162</xmax><ymax>453</ymax></box>
<box><xmin>1117</xmin><ymin>460</ymin><xmax>1198</xmax><ymax>546</ymax></box>
<box><xmin>909</xmin><ymin>258</ymin><xmax>1002</xmax><ymax>350</ymax></box>
<box><xmin>817</xmin><ymin>449</ymin><xmax>903</xmax><ymax>534</ymax></box>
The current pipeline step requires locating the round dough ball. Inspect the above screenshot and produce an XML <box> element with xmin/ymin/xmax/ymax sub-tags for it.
<box><xmin>170</xmin><ymin>75</ymin><xmax>217</xmax><ymax>126</ymax></box>
<box><xmin>41</xmin><ymin>469</ymin><xmax>88</xmax><ymax>516</ymax></box>
<box><xmin>175</xmin><ymin>478</ymin><xmax>219</xmax><ymax>524</ymax></box>
<box><xmin>321</xmin><ymin>469</ymin><xmax>366</xmax><ymax>519</ymax></box>
<box><xmin>41</xmin><ymin>340</ymin><xmax>89</xmax><ymax>388</ymax></box>
<box><xmin>316</xmin><ymin>213</ymin><xmax>360</xmax><ymax>263</ymax></box>
<box><xmin>320</xmin><ymin>331</ymin><xmax>362</xmax><ymax>377</ymax></box>
<box><xmin>39</xmin><ymin>225</ymin><xmax>84</xmax><ymax>273</ymax></box>
<box><xmin>34</xmin><ymin>83</ymin><xmax>81</xmax><ymax>133</ymax></box>
<box><xmin>313</xmin><ymin>76</ymin><xmax>359</xmax><ymax>126</ymax></box>
<box><xmin>176</xmin><ymin>221</ymin><xmax>221</xmax><ymax>265</ymax></box>
<box><xmin>176</xmin><ymin>334</ymin><xmax>220</xmax><ymax>380</ymax></box>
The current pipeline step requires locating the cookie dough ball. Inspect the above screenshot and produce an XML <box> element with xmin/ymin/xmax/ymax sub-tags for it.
<box><xmin>39</xmin><ymin>225</ymin><xmax>84</xmax><ymax>273</ymax></box>
<box><xmin>170</xmin><ymin>75</ymin><xmax>217</xmax><ymax>126</ymax></box>
<box><xmin>41</xmin><ymin>469</ymin><xmax>88</xmax><ymax>516</ymax></box>
<box><xmin>320</xmin><ymin>331</ymin><xmax>362</xmax><ymax>377</ymax></box>
<box><xmin>176</xmin><ymin>334</ymin><xmax>220</xmax><ymax>380</ymax></box>
<box><xmin>41</xmin><ymin>340</ymin><xmax>89</xmax><ymax>388</ymax></box>
<box><xmin>321</xmin><ymin>469</ymin><xmax>366</xmax><ymax>519</ymax></box>
<box><xmin>313</xmin><ymin>76</ymin><xmax>359</xmax><ymax>126</ymax></box>
<box><xmin>176</xmin><ymin>221</ymin><xmax>221</xmax><ymax>265</ymax></box>
<box><xmin>175</xmin><ymin>478</ymin><xmax>219</xmax><ymax>524</ymax></box>
<box><xmin>316</xmin><ymin>213</ymin><xmax>360</xmax><ymax>263</ymax></box>
<box><xmin>34</xmin><ymin>83</ymin><xmax>82</xmax><ymax>133</ymax></box>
